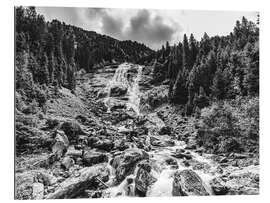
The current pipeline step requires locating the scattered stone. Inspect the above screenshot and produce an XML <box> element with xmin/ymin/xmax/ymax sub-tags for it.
<box><xmin>172</xmin><ymin>169</ymin><xmax>209</xmax><ymax>196</ymax></box>
<box><xmin>220</xmin><ymin>157</ymin><xmax>228</xmax><ymax>163</ymax></box>
<box><xmin>172</xmin><ymin>149</ymin><xmax>193</xmax><ymax>160</ymax></box>
<box><xmin>83</xmin><ymin>150</ymin><xmax>109</xmax><ymax>166</ymax></box>
<box><xmin>32</xmin><ymin>182</ymin><xmax>44</xmax><ymax>199</ymax></box>
<box><xmin>165</xmin><ymin>158</ymin><xmax>178</xmax><ymax>167</ymax></box>
<box><xmin>210</xmin><ymin>169</ymin><xmax>259</xmax><ymax>195</ymax></box>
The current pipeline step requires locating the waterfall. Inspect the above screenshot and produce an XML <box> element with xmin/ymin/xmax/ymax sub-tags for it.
<box><xmin>127</xmin><ymin>65</ymin><xmax>143</xmax><ymax>115</ymax></box>
<box><xmin>103</xmin><ymin>63</ymin><xmax>143</xmax><ymax>115</ymax></box>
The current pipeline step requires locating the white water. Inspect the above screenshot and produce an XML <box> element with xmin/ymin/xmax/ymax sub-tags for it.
<box><xmin>103</xmin><ymin>63</ymin><xmax>143</xmax><ymax>115</ymax></box>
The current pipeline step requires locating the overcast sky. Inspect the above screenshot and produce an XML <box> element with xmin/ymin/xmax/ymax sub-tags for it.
<box><xmin>36</xmin><ymin>7</ymin><xmax>258</xmax><ymax>50</ymax></box>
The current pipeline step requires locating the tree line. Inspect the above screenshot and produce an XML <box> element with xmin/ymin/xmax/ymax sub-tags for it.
<box><xmin>15</xmin><ymin>6</ymin><xmax>154</xmax><ymax>107</ymax></box>
<box><xmin>152</xmin><ymin>16</ymin><xmax>259</xmax><ymax>114</ymax></box>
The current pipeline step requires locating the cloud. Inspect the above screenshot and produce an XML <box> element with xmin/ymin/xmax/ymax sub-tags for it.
<box><xmin>86</xmin><ymin>8</ymin><xmax>107</xmax><ymax>19</ymax></box>
<box><xmin>37</xmin><ymin>7</ymin><xmax>182</xmax><ymax>49</ymax></box>
<box><xmin>95</xmin><ymin>9</ymin><xmax>179</xmax><ymax>49</ymax></box>
<box><xmin>127</xmin><ymin>10</ymin><xmax>178</xmax><ymax>47</ymax></box>
<box><xmin>100</xmin><ymin>12</ymin><xmax>124</xmax><ymax>39</ymax></box>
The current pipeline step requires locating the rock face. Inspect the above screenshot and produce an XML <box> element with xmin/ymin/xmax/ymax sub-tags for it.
<box><xmin>135</xmin><ymin>160</ymin><xmax>157</xmax><ymax>196</ymax></box>
<box><xmin>172</xmin><ymin>169</ymin><xmax>209</xmax><ymax>196</ymax></box>
<box><xmin>46</xmin><ymin>164</ymin><xmax>110</xmax><ymax>199</ymax></box>
<box><xmin>82</xmin><ymin>150</ymin><xmax>109</xmax><ymax>166</ymax></box>
<box><xmin>111</xmin><ymin>148</ymin><xmax>149</xmax><ymax>183</ymax></box>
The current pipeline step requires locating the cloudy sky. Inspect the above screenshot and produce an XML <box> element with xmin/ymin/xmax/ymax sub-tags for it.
<box><xmin>36</xmin><ymin>7</ymin><xmax>258</xmax><ymax>50</ymax></box>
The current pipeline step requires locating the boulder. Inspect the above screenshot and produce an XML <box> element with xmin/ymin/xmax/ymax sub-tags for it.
<box><xmin>110</xmin><ymin>86</ymin><xmax>128</xmax><ymax>97</ymax></box>
<box><xmin>159</xmin><ymin>126</ymin><xmax>172</xmax><ymax>135</ymax></box>
<box><xmin>46</xmin><ymin>164</ymin><xmax>110</xmax><ymax>199</ymax></box>
<box><xmin>172</xmin><ymin>149</ymin><xmax>193</xmax><ymax>160</ymax></box>
<box><xmin>87</xmin><ymin>137</ymin><xmax>100</xmax><ymax>147</ymax></box>
<box><xmin>35</xmin><ymin>170</ymin><xmax>58</xmax><ymax>186</ymax></box>
<box><xmin>172</xmin><ymin>169</ymin><xmax>209</xmax><ymax>196</ymax></box>
<box><xmin>83</xmin><ymin>150</ymin><xmax>109</xmax><ymax>166</ymax></box>
<box><xmin>135</xmin><ymin>160</ymin><xmax>157</xmax><ymax>196</ymax></box>
<box><xmin>54</xmin><ymin>130</ymin><xmax>69</xmax><ymax>146</ymax></box>
<box><xmin>15</xmin><ymin>172</ymin><xmax>35</xmax><ymax>199</ymax></box>
<box><xmin>60</xmin><ymin>121</ymin><xmax>85</xmax><ymax>143</ymax></box>
<box><xmin>66</xmin><ymin>147</ymin><xmax>82</xmax><ymax>159</ymax></box>
<box><xmin>111</xmin><ymin>148</ymin><xmax>149</xmax><ymax>183</ymax></box>
<box><xmin>93</xmin><ymin>139</ymin><xmax>114</xmax><ymax>152</ymax></box>
<box><xmin>15</xmin><ymin>170</ymin><xmax>57</xmax><ymax>200</ymax></box>
<box><xmin>52</xmin><ymin>142</ymin><xmax>68</xmax><ymax>159</ymax></box>
<box><xmin>165</xmin><ymin>158</ymin><xmax>178</xmax><ymax>167</ymax></box>
<box><xmin>61</xmin><ymin>156</ymin><xmax>75</xmax><ymax>170</ymax></box>
<box><xmin>51</xmin><ymin>130</ymin><xmax>69</xmax><ymax>159</ymax></box>
<box><xmin>32</xmin><ymin>182</ymin><xmax>44</xmax><ymax>199</ymax></box>
<box><xmin>150</xmin><ymin>137</ymin><xmax>175</xmax><ymax>147</ymax></box>
<box><xmin>209</xmin><ymin>177</ymin><xmax>229</xmax><ymax>195</ymax></box>
<box><xmin>115</xmin><ymin>139</ymin><xmax>129</xmax><ymax>151</ymax></box>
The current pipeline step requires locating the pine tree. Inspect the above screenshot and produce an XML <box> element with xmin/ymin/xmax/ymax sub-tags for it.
<box><xmin>244</xmin><ymin>42</ymin><xmax>259</xmax><ymax>96</ymax></box>
<box><xmin>171</xmin><ymin>70</ymin><xmax>188</xmax><ymax>104</ymax></box>
<box><xmin>182</xmin><ymin>34</ymin><xmax>190</xmax><ymax>71</ymax></box>
<box><xmin>189</xmin><ymin>33</ymin><xmax>198</xmax><ymax>68</ymax></box>
<box><xmin>211</xmin><ymin>68</ymin><xmax>227</xmax><ymax>100</ymax></box>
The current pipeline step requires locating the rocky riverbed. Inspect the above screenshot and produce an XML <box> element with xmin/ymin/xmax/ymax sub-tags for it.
<box><xmin>15</xmin><ymin>63</ymin><xmax>259</xmax><ymax>199</ymax></box>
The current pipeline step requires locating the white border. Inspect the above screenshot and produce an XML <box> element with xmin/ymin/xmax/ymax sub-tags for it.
<box><xmin>1</xmin><ymin>0</ymin><xmax>270</xmax><ymax>202</ymax></box>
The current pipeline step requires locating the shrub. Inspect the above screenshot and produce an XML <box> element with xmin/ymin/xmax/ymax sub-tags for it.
<box><xmin>197</xmin><ymin>97</ymin><xmax>259</xmax><ymax>154</ymax></box>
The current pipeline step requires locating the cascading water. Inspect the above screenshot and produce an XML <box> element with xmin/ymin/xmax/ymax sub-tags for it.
<box><xmin>100</xmin><ymin>63</ymin><xmax>219</xmax><ymax>197</ymax></box>
<box><xmin>127</xmin><ymin>65</ymin><xmax>143</xmax><ymax>115</ymax></box>
<box><xmin>103</xmin><ymin>63</ymin><xmax>143</xmax><ymax>115</ymax></box>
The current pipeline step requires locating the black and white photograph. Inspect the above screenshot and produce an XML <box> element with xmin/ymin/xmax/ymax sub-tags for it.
<box><xmin>14</xmin><ymin>4</ymin><xmax>259</xmax><ymax>200</ymax></box>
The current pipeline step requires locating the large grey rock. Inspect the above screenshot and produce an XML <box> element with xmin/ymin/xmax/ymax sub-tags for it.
<box><xmin>93</xmin><ymin>139</ymin><xmax>114</xmax><ymax>152</ymax></box>
<box><xmin>46</xmin><ymin>164</ymin><xmax>110</xmax><ymax>199</ymax></box>
<box><xmin>110</xmin><ymin>86</ymin><xmax>127</xmax><ymax>97</ymax></box>
<box><xmin>172</xmin><ymin>169</ymin><xmax>209</xmax><ymax>196</ymax></box>
<box><xmin>32</xmin><ymin>182</ymin><xmax>44</xmax><ymax>199</ymax></box>
<box><xmin>52</xmin><ymin>130</ymin><xmax>69</xmax><ymax>159</ymax></box>
<box><xmin>83</xmin><ymin>150</ymin><xmax>109</xmax><ymax>166</ymax></box>
<box><xmin>135</xmin><ymin>160</ymin><xmax>157</xmax><ymax>196</ymax></box>
<box><xmin>61</xmin><ymin>156</ymin><xmax>75</xmax><ymax>170</ymax></box>
<box><xmin>172</xmin><ymin>149</ymin><xmax>193</xmax><ymax>160</ymax></box>
<box><xmin>60</xmin><ymin>120</ymin><xmax>85</xmax><ymax>143</ymax></box>
<box><xmin>209</xmin><ymin>177</ymin><xmax>229</xmax><ymax>195</ymax></box>
<box><xmin>111</xmin><ymin>148</ymin><xmax>149</xmax><ymax>183</ymax></box>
